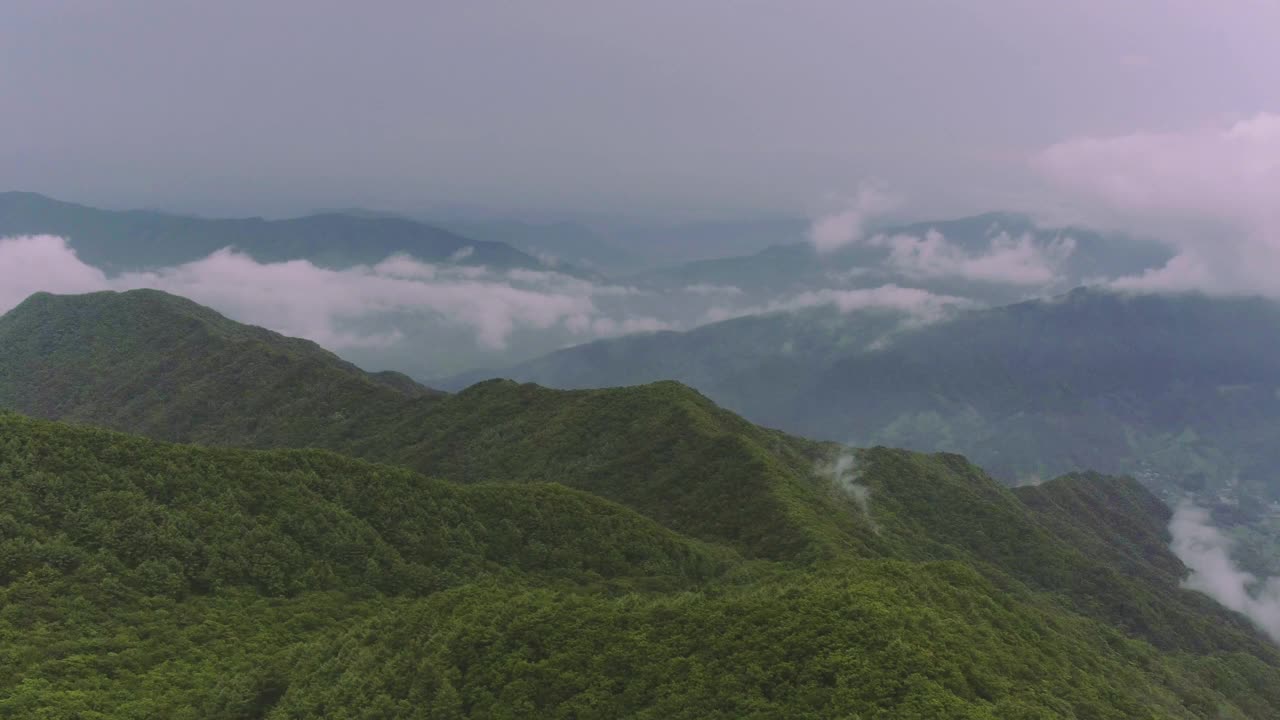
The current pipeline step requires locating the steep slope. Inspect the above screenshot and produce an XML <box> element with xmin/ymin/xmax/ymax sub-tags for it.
<box><xmin>0</xmin><ymin>191</ymin><xmax>548</xmax><ymax>271</ymax></box>
<box><xmin>845</xmin><ymin>449</ymin><xmax>1273</xmax><ymax>657</ymax></box>
<box><xmin>1015</xmin><ymin>472</ymin><xmax>1186</xmax><ymax>586</ymax></box>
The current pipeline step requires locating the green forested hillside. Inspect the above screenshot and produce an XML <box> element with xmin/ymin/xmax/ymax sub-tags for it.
<box><xmin>0</xmin><ymin>413</ymin><xmax>732</xmax><ymax>716</ymax></box>
<box><xmin>5</xmin><ymin>413</ymin><xmax>1280</xmax><ymax>717</ymax></box>
<box><xmin>0</xmin><ymin>289</ymin><xmax>1271</xmax><ymax>639</ymax></box>
<box><xmin>0</xmin><ymin>413</ymin><xmax>731</xmax><ymax>597</ymax></box>
<box><xmin>6</xmin><ymin>289</ymin><xmax>1280</xmax><ymax>716</ymax></box>
<box><xmin>280</xmin><ymin>565</ymin><xmax>1280</xmax><ymax>720</ymax></box>
<box><xmin>353</xmin><ymin>379</ymin><xmax>857</xmax><ymax>561</ymax></box>
<box><xmin>0</xmin><ymin>289</ymin><xmax>443</xmax><ymax>449</ymax></box>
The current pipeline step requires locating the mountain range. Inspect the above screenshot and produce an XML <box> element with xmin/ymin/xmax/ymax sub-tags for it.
<box><xmin>3</xmin><ymin>288</ymin><xmax>1280</xmax><ymax>716</ymax></box>
<box><xmin>443</xmin><ymin>287</ymin><xmax>1280</xmax><ymax>574</ymax></box>
<box><xmin>0</xmin><ymin>191</ymin><xmax>555</xmax><ymax>272</ymax></box>
<box><xmin>622</xmin><ymin>212</ymin><xmax>1172</xmax><ymax>306</ymax></box>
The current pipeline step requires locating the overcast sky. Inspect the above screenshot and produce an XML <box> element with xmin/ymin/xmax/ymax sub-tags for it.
<box><xmin>2</xmin><ymin>1</ymin><xmax>1275</xmax><ymax>219</ymax></box>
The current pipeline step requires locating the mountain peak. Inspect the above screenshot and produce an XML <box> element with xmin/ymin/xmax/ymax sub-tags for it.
<box><xmin>0</xmin><ymin>289</ymin><xmax>443</xmax><ymax>446</ymax></box>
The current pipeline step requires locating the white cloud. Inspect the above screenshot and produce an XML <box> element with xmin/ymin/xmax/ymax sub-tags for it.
<box><xmin>808</xmin><ymin>183</ymin><xmax>900</xmax><ymax>253</ymax></box>
<box><xmin>119</xmin><ymin>249</ymin><xmax>597</xmax><ymax>350</ymax></box>
<box><xmin>447</xmin><ymin>245</ymin><xmax>475</xmax><ymax>262</ymax></box>
<box><xmin>825</xmin><ymin>267</ymin><xmax>875</xmax><ymax>284</ymax></box>
<box><xmin>682</xmin><ymin>283</ymin><xmax>743</xmax><ymax>296</ymax></box>
<box><xmin>704</xmin><ymin>284</ymin><xmax>971</xmax><ymax>324</ymax></box>
<box><xmin>0</xmin><ymin>235</ymin><xmax>662</xmax><ymax>351</ymax></box>
<box><xmin>768</xmin><ymin>285</ymin><xmax>972</xmax><ymax>319</ymax></box>
<box><xmin>1036</xmin><ymin>113</ymin><xmax>1280</xmax><ymax>296</ymax></box>
<box><xmin>582</xmin><ymin>315</ymin><xmax>673</xmax><ymax>337</ymax></box>
<box><xmin>530</xmin><ymin>249</ymin><xmax>560</xmax><ymax>268</ymax></box>
<box><xmin>503</xmin><ymin>267</ymin><xmax>641</xmax><ymax>297</ymax></box>
<box><xmin>1170</xmin><ymin>502</ymin><xmax>1280</xmax><ymax>642</ymax></box>
<box><xmin>868</xmin><ymin>229</ymin><xmax>1075</xmax><ymax>286</ymax></box>
<box><xmin>0</xmin><ymin>235</ymin><xmax>109</xmax><ymax>311</ymax></box>
<box><xmin>819</xmin><ymin>451</ymin><xmax>877</xmax><ymax>530</ymax></box>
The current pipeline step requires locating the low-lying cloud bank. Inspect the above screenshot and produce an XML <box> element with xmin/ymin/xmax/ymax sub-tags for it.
<box><xmin>3</xmin><ymin>234</ymin><xmax>976</xmax><ymax>360</ymax></box>
<box><xmin>1170</xmin><ymin>502</ymin><xmax>1280</xmax><ymax>642</ymax></box>
<box><xmin>0</xmin><ymin>234</ymin><xmax>668</xmax><ymax>350</ymax></box>
<box><xmin>703</xmin><ymin>284</ymin><xmax>972</xmax><ymax>324</ymax></box>
<box><xmin>1037</xmin><ymin>112</ymin><xmax>1280</xmax><ymax>297</ymax></box>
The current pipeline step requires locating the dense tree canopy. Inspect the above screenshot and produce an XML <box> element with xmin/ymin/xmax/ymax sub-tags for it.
<box><xmin>4</xmin><ymin>290</ymin><xmax>1280</xmax><ymax>717</ymax></box>
<box><xmin>3</xmin><ymin>413</ymin><xmax>1280</xmax><ymax>717</ymax></box>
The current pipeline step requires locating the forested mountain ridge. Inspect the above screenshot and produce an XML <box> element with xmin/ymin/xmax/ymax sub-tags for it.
<box><xmin>0</xmin><ymin>191</ymin><xmax>551</xmax><ymax>271</ymax></box>
<box><xmin>0</xmin><ymin>288</ymin><xmax>1269</xmax><ymax>624</ymax></box>
<box><xmin>4</xmin><ymin>413</ymin><xmax>1280</xmax><ymax>716</ymax></box>
<box><xmin>455</xmin><ymin>288</ymin><xmax>1280</xmax><ymax>569</ymax></box>
<box><xmin>0</xmin><ymin>289</ymin><xmax>853</xmax><ymax>560</ymax></box>
<box><xmin>7</xmin><ymin>289</ymin><xmax>1280</xmax><ymax>715</ymax></box>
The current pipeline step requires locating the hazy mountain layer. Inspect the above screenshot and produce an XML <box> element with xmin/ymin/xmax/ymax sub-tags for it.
<box><xmin>0</xmin><ymin>191</ymin><xmax>549</xmax><ymax>272</ymax></box>
<box><xmin>623</xmin><ymin>213</ymin><xmax>1172</xmax><ymax>306</ymax></box>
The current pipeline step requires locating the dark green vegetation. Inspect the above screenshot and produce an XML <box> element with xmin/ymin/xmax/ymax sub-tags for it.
<box><xmin>6</xmin><ymin>414</ymin><xmax>1280</xmax><ymax>717</ymax></box>
<box><xmin>0</xmin><ymin>413</ymin><xmax>732</xmax><ymax>716</ymax></box>
<box><xmin>6</xmin><ymin>289</ymin><xmax>1280</xmax><ymax>716</ymax></box>
<box><xmin>0</xmin><ymin>191</ymin><xmax>548</xmax><ymax>271</ymax></box>
<box><xmin>460</xmin><ymin>288</ymin><xmax>1280</xmax><ymax>573</ymax></box>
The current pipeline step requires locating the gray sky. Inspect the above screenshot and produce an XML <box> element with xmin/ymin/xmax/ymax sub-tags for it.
<box><xmin>2</xmin><ymin>1</ymin><xmax>1276</xmax><ymax>218</ymax></box>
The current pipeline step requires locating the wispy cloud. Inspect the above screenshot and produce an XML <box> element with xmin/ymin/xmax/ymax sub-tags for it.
<box><xmin>868</xmin><ymin>229</ymin><xmax>1076</xmax><ymax>286</ymax></box>
<box><xmin>1170</xmin><ymin>502</ymin><xmax>1280</xmax><ymax>642</ymax></box>
<box><xmin>682</xmin><ymin>283</ymin><xmax>744</xmax><ymax>297</ymax></box>
<box><xmin>819</xmin><ymin>450</ymin><xmax>877</xmax><ymax>530</ymax></box>
<box><xmin>808</xmin><ymin>183</ymin><xmax>900</xmax><ymax>253</ymax></box>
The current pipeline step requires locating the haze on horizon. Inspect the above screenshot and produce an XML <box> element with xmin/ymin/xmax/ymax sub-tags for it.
<box><xmin>2</xmin><ymin>1</ymin><xmax>1275</xmax><ymax>222</ymax></box>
